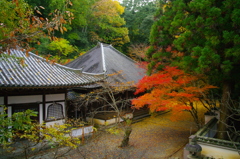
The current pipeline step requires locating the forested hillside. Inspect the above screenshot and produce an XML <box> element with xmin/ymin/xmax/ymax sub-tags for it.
<box><xmin>0</xmin><ymin>0</ymin><xmax>158</xmax><ymax>63</ymax></box>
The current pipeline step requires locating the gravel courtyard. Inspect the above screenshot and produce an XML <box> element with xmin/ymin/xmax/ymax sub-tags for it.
<box><xmin>60</xmin><ymin>111</ymin><xmax>198</xmax><ymax>159</ymax></box>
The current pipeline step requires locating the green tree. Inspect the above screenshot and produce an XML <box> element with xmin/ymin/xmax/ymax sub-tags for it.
<box><xmin>25</xmin><ymin>0</ymin><xmax>89</xmax><ymax>56</ymax></box>
<box><xmin>0</xmin><ymin>0</ymin><xmax>36</xmax><ymax>51</ymax></box>
<box><xmin>48</xmin><ymin>38</ymin><xmax>75</xmax><ymax>62</ymax></box>
<box><xmin>89</xmin><ymin>0</ymin><xmax>130</xmax><ymax>47</ymax></box>
<box><xmin>0</xmin><ymin>106</ymin><xmax>37</xmax><ymax>147</ymax></box>
<box><xmin>121</xmin><ymin>0</ymin><xmax>157</xmax><ymax>44</ymax></box>
<box><xmin>64</xmin><ymin>0</ymin><xmax>95</xmax><ymax>48</ymax></box>
<box><xmin>147</xmin><ymin>0</ymin><xmax>240</xmax><ymax>139</ymax></box>
<box><xmin>0</xmin><ymin>105</ymin><xmax>80</xmax><ymax>158</ymax></box>
<box><xmin>26</xmin><ymin>0</ymin><xmax>129</xmax><ymax>53</ymax></box>
<box><xmin>0</xmin><ymin>0</ymin><xmax>73</xmax><ymax>54</ymax></box>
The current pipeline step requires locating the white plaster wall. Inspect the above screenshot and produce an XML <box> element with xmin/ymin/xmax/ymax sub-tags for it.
<box><xmin>46</xmin><ymin>94</ymin><xmax>65</xmax><ymax>102</ymax></box>
<box><xmin>87</xmin><ymin>117</ymin><xmax>126</xmax><ymax>125</ymax></box>
<box><xmin>0</xmin><ymin>97</ymin><xmax>4</xmax><ymax>105</ymax></box>
<box><xmin>205</xmin><ymin>115</ymin><xmax>216</xmax><ymax>124</ymax></box>
<box><xmin>105</xmin><ymin>118</ymin><xmax>118</xmax><ymax>125</ymax></box>
<box><xmin>45</xmin><ymin>119</ymin><xmax>65</xmax><ymax>127</ymax></box>
<box><xmin>8</xmin><ymin>95</ymin><xmax>42</xmax><ymax>104</ymax></box>
<box><xmin>88</xmin><ymin>114</ymin><xmax>134</xmax><ymax>125</ymax></box>
<box><xmin>7</xmin><ymin>106</ymin><xmax>12</xmax><ymax>117</ymax></box>
<box><xmin>200</xmin><ymin>143</ymin><xmax>239</xmax><ymax>159</ymax></box>
<box><xmin>71</xmin><ymin>126</ymin><xmax>93</xmax><ymax>137</ymax></box>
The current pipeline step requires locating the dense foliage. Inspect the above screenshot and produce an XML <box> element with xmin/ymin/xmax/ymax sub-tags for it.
<box><xmin>26</xmin><ymin>0</ymin><xmax>129</xmax><ymax>56</ymax></box>
<box><xmin>121</xmin><ymin>0</ymin><xmax>157</xmax><ymax>44</ymax></box>
<box><xmin>0</xmin><ymin>0</ymin><xmax>73</xmax><ymax>60</ymax></box>
<box><xmin>0</xmin><ymin>105</ymin><xmax>81</xmax><ymax>158</ymax></box>
<box><xmin>0</xmin><ymin>106</ymin><xmax>37</xmax><ymax>147</ymax></box>
<box><xmin>132</xmin><ymin>66</ymin><xmax>216</xmax><ymax>128</ymax></box>
<box><xmin>1</xmin><ymin>0</ymin><xmax>130</xmax><ymax>63</ymax></box>
<box><xmin>147</xmin><ymin>0</ymin><xmax>240</xmax><ymax>139</ymax></box>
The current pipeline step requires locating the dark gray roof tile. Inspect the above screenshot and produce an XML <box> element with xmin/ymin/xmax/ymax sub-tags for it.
<box><xmin>65</xmin><ymin>43</ymin><xmax>145</xmax><ymax>86</ymax></box>
<box><xmin>0</xmin><ymin>49</ymin><xmax>105</xmax><ymax>89</ymax></box>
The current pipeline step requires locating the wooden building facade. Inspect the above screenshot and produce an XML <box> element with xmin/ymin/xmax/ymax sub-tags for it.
<box><xmin>0</xmin><ymin>49</ymin><xmax>104</xmax><ymax>126</ymax></box>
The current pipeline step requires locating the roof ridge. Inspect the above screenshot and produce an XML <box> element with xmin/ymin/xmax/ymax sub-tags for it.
<box><xmin>100</xmin><ymin>43</ymin><xmax>107</xmax><ymax>73</ymax></box>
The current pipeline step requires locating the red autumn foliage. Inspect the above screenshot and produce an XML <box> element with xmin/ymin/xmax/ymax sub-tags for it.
<box><xmin>132</xmin><ymin>66</ymin><xmax>217</xmax><ymax>113</ymax></box>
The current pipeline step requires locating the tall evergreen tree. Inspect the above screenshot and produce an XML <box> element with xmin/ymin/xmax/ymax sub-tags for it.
<box><xmin>121</xmin><ymin>0</ymin><xmax>157</xmax><ymax>44</ymax></box>
<box><xmin>148</xmin><ymin>0</ymin><xmax>240</xmax><ymax>139</ymax></box>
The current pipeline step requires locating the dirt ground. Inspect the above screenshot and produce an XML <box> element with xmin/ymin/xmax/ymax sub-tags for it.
<box><xmin>49</xmin><ymin>111</ymin><xmax>198</xmax><ymax>159</ymax></box>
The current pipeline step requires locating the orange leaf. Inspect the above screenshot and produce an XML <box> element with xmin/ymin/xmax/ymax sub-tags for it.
<box><xmin>63</xmin><ymin>27</ymin><xmax>67</xmax><ymax>32</ymax></box>
<box><xmin>40</xmin><ymin>17</ymin><xmax>45</xmax><ymax>21</ymax></box>
<box><xmin>60</xmin><ymin>27</ymin><xmax>63</xmax><ymax>34</ymax></box>
<box><xmin>132</xmin><ymin>66</ymin><xmax>218</xmax><ymax>119</ymax></box>
<box><xmin>26</xmin><ymin>51</ymin><xmax>29</xmax><ymax>57</ymax></box>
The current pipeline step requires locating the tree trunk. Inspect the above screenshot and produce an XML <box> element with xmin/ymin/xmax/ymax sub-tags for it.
<box><xmin>189</xmin><ymin>102</ymin><xmax>201</xmax><ymax>130</ymax></box>
<box><xmin>120</xmin><ymin>125</ymin><xmax>132</xmax><ymax>148</ymax></box>
<box><xmin>217</xmin><ymin>81</ymin><xmax>232</xmax><ymax>140</ymax></box>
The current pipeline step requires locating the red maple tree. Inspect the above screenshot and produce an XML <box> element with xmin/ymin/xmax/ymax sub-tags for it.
<box><xmin>132</xmin><ymin>66</ymin><xmax>217</xmax><ymax>127</ymax></box>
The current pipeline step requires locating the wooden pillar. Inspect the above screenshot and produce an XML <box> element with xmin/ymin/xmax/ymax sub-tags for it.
<box><xmin>64</xmin><ymin>89</ymin><xmax>68</xmax><ymax>119</ymax></box>
<box><xmin>43</xmin><ymin>92</ymin><xmax>46</xmax><ymax>121</ymax></box>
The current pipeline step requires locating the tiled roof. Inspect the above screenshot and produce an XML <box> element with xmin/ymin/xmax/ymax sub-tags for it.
<box><xmin>0</xmin><ymin>49</ymin><xmax>105</xmax><ymax>89</ymax></box>
<box><xmin>65</xmin><ymin>43</ymin><xmax>145</xmax><ymax>86</ymax></box>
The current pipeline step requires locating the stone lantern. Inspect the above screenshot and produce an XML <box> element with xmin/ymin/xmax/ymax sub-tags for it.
<box><xmin>185</xmin><ymin>136</ymin><xmax>202</xmax><ymax>159</ymax></box>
